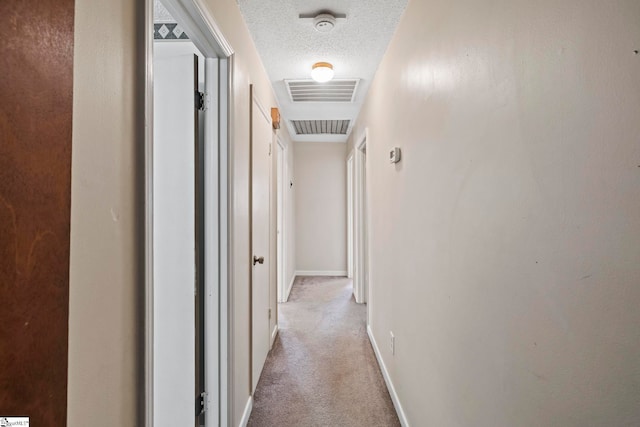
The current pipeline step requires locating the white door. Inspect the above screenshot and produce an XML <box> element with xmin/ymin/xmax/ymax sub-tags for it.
<box><xmin>251</xmin><ymin>88</ymin><xmax>271</xmax><ymax>392</ymax></box>
<box><xmin>153</xmin><ymin>53</ymin><xmax>199</xmax><ymax>426</ymax></box>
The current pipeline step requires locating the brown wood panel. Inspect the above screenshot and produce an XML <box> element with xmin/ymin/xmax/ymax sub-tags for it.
<box><xmin>0</xmin><ymin>0</ymin><xmax>75</xmax><ymax>425</ymax></box>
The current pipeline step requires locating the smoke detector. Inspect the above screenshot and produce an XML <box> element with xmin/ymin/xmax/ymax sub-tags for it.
<box><xmin>313</xmin><ymin>14</ymin><xmax>336</xmax><ymax>32</ymax></box>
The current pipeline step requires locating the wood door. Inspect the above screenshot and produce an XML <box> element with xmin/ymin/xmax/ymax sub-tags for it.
<box><xmin>250</xmin><ymin>86</ymin><xmax>272</xmax><ymax>392</ymax></box>
<box><xmin>0</xmin><ymin>0</ymin><xmax>75</xmax><ymax>424</ymax></box>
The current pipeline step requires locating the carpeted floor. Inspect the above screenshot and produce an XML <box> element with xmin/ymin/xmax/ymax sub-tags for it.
<box><xmin>247</xmin><ymin>276</ymin><xmax>400</xmax><ymax>427</ymax></box>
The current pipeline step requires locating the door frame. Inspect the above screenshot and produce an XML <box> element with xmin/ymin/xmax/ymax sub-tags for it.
<box><xmin>346</xmin><ymin>152</ymin><xmax>354</xmax><ymax>280</ymax></box>
<box><xmin>276</xmin><ymin>138</ymin><xmax>287</xmax><ymax>302</ymax></box>
<box><xmin>144</xmin><ymin>1</ymin><xmax>234</xmax><ymax>426</ymax></box>
<box><xmin>353</xmin><ymin>129</ymin><xmax>369</xmax><ymax>306</ymax></box>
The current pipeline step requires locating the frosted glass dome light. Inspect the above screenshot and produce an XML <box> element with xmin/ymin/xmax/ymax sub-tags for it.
<box><xmin>311</xmin><ymin>62</ymin><xmax>334</xmax><ymax>83</ymax></box>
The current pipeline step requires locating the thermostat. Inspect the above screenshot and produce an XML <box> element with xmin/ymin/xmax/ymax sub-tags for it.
<box><xmin>389</xmin><ymin>147</ymin><xmax>401</xmax><ymax>163</ymax></box>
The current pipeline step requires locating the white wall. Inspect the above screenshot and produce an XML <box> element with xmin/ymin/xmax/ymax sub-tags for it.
<box><xmin>295</xmin><ymin>142</ymin><xmax>347</xmax><ymax>274</ymax></box>
<box><xmin>349</xmin><ymin>0</ymin><xmax>640</xmax><ymax>425</ymax></box>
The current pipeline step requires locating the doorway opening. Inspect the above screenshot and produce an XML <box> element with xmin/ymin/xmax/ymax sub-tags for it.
<box><xmin>145</xmin><ymin>1</ymin><xmax>234</xmax><ymax>426</ymax></box>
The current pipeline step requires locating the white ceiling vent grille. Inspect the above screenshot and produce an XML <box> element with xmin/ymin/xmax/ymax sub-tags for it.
<box><xmin>285</xmin><ymin>79</ymin><xmax>359</xmax><ymax>102</ymax></box>
<box><xmin>291</xmin><ymin>120</ymin><xmax>351</xmax><ymax>135</ymax></box>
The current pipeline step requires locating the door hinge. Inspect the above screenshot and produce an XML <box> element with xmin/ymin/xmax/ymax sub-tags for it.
<box><xmin>195</xmin><ymin>91</ymin><xmax>206</xmax><ymax>111</ymax></box>
<box><xmin>268</xmin><ymin>308</ymin><xmax>272</xmax><ymax>319</ymax></box>
<box><xmin>269</xmin><ymin>142</ymin><xmax>272</xmax><ymax>156</ymax></box>
<box><xmin>198</xmin><ymin>391</ymin><xmax>208</xmax><ymax>415</ymax></box>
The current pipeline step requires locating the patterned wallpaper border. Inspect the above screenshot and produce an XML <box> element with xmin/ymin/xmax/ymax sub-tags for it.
<box><xmin>154</xmin><ymin>23</ymin><xmax>189</xmax><ymax>40</ymax></box>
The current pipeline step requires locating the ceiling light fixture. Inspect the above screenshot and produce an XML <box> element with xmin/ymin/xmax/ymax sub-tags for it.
<box><xmin>311</xmin><ymin>62</ymin><xmax>334</xmax><ymax>83</ymax></box>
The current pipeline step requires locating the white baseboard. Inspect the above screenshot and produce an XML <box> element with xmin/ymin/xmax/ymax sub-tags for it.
<box><xmin>295</xmin><ymin>270</ymin><xmax>348</xmax><ymax>277</ymax></box>
<box><xmin>239</xmin><ymin>396</ymin><xmax>253</xmax><ymax>427</ymax></box>
<box><xmin>270</xmin><ymin>324</ymin><xmax>278</xmax><ymax>348</ymax></box>
<box><xmin>283</xmin><ymin>274</ymin><xmax>296</xmax><ymax>302</ymax></box>
<box><xmin>367</xmin><ymin>325</ymin><xmax>410</xmax><ymax>427</ymax></box>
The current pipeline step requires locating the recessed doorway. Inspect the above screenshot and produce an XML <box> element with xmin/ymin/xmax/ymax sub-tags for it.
<box><xmin>145</xmin><ymin>1</ymin><xmax>233</xmax><ymax>426</ymax></box>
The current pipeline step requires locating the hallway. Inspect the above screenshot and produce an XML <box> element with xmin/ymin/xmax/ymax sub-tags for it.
<box><xmin>4</xmin><ymin>0</ymin><xmax>640</xmax><ymax>425</ymax></box>
<box><xmin>248</xmin><ymin>277</ymin><xmax>399</xmax><ymax>426</ymax></box>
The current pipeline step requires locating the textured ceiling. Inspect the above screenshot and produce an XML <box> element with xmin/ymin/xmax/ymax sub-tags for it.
<box><xmin>238</xmin><ymin>0</ymin><xmax>408</xmax><ymax>142</ymax></box>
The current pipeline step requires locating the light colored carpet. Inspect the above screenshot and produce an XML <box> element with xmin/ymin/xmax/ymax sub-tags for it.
<box><xmin>247</xmin><ymin>276</ymin><xmax>400</xmax><ymax>427</ymax></box>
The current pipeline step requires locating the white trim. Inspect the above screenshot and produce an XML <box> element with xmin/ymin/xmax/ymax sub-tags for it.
<box><xmin>284</xmin><ymin>274</ymin><xmax>296</xmax><ymax>302</ymax></box>
<box><xmin>295</xmin><ymin>270</ymin><xmax>348</xmax><ymax>277</ymax></box>
<box><xmin>238</xmin><ymin>396</ymin><xmax>253</xmax><ymax>427</ymax></box>
<box><xmin>161</xmin><ymin>0</ymin><xmax>232</xmax><ymax>57</ymax></box>
<box><xmin>353</xmin><ymin>129</ymin><xmax>368</xmax><ymax>304</ymax></box>
<box><xmin>222</xmin><ymin>55</ymin><xmax>234</xmax><ymax>427</ymax></box>
<box><xmin>144</xmin><ymin>0</ymin><xmax>154</xmax><ymax>424</ymax></box>
<box><xmin>204</xmin><ymin>56</ymin><xmax>220</xmax><ymax>425</ymax></box>
<box><xmin>367</xmin><ymin>326</ymin><xmax>410</xmax><ymax>427</ymax></box>
<box><xmin>346</xmin><ymin>152</ymin><xmax>354</xmax><ymax>279</ymax></box>
<box><xmin>192</xmin><ymin>0</ymin><xmax>234</xmax><ymax>56</ymax></box>
<box><xmin>270</xmin><ymin>324</ymin><xmax>278</xmax><ymax>348</ymax></box>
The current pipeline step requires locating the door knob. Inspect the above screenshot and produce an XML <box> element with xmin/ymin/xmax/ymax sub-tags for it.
<box><xmin>253</xmin><ymin>255</ymin><xmax>264</xmax><ymax>265</ymax></box>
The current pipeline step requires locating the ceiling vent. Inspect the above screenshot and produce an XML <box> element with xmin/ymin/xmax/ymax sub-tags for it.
<box><xmin>291</xmin><ymin>120</ymin><xmax>351</xmax><ymax>135</ymax></box>
<box><xmin>285</xmin><ymin>79</ymin><xmax>359</xmax><ymax>103</ymax></box>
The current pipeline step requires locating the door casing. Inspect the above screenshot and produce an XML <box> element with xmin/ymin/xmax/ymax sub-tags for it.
<box><xmin>276</xmin><ymin>138</ymin><xmax>287</xmax><ymax>302</ymax></box>
<box><xmin>347</xmin><ymin>153</ymin><xmax>354</xmax><ymax>280</ymax></box>
<box><xmin>353</xmin><ymin>129</ymin><xmax>370</xmax><ymax>310</ymax></box>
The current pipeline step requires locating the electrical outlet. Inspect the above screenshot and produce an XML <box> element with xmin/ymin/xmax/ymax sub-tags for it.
<box><xmin>390</xmin><ymin>331</ymin><xmax>395</xmax><ymax>355</ymax></box>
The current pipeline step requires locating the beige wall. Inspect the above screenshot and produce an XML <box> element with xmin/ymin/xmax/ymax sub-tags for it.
<box><xmin>349</xmin><ymin>0</ymin><xmax>640</xmax><ymax>425</ymax></box>
<box><xmin>68</xmin><ymin>0</ymin><xmax>289</xmax><ymax>425</ymax></box>
<box><xmin>68</xmin><ymin>0</ymin><xmax>142</xmax><ymax>425</ymax></box>
<box><xmin>202</xmin><ymin>1</ymin><xmax>289</xmax><ymax>422</ymax></box>
<box><xmin>295</xmin><ymin>142</ymin><xmax>347</xmax><ymax>274</ymax></box>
